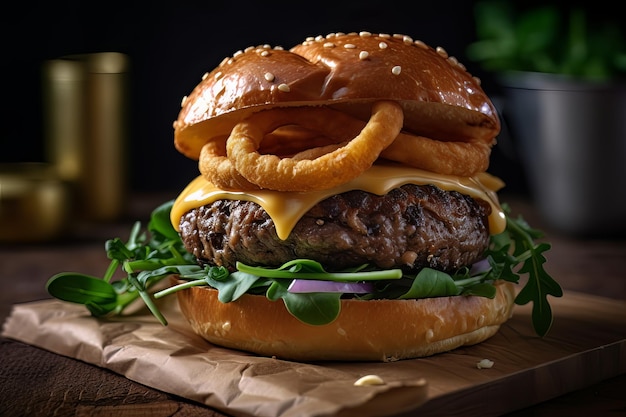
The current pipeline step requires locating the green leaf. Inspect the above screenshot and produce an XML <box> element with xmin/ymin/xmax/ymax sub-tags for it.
<box><xmin>207</xmin><ymin>271</ymin><xmax>264</xmax><ymax>303</ymax></box>
<box><xmin>236</xmin><ymin>260</ymin><xmax>402</xmax><ymax>281</ymax></box>
<box><xmin>504</xmin><ymin>212</ymin><xmax>563</xmax><ymax>336</ymax></box>
<box><xmin>461</xmin><ymin>282</ymin><xmax>497</xmax><ymax>298</ymax></box>
<box><xmin>45</xmin><ymin>200</ymin><xmax>197</xmax><ymax>322</ymax></box>
<box><xmin>514</xmin><ymin>242</ymin><xmax>563</xmax><ymax>336</ymax></box>
<box><xmin>467</xmin><ymin>1</ymin><xmax>626</xmax><ymax>79</ymax></box>
<box><xmin>105</xmin><ymin>237</ymin><xmax>135</xmax><ymax>263</ymax></box>
<box><xmin>267</xmin><ymin>279</ymin><xmax>342</xmax><ymax>325</ymax></box>
<box><xmin>399</xmin><ymin>268</ymin><xmax>460</xmax><ymax>299</ymax></box>
<box><xmin>46</xmin><ymin>273</ymin><xmax>118</xmax><ymax>316</ymax></box>
<box><xmin>148</xmin><ymin>201</ymin><xmax>178</xmax><ymax>239</ymax></box>
<box><xmin>283</xmin><ymin>292</ymin><xmax>342</xmax><ymax>326</ymax></box>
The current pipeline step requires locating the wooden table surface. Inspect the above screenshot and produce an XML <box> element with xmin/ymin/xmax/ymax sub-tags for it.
<box><xmin>1</xmin><ymin>193</ymin><xmax>625</xmax><ymax>417</ymax></box>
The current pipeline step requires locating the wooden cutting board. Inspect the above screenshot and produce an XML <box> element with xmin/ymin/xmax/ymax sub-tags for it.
<box><xmin>408</xmin><ymin>291</ymin><xmax>626</xmax><ymax>416</ymax></box>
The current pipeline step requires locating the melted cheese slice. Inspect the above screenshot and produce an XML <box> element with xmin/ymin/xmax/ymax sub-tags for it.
<box><xmin>172</xmin><ymin>164</ymin><xmax>506</xmax><ymax>240</ymax></box>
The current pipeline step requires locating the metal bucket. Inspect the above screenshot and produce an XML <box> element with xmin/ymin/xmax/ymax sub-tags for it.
<box><xmin>499</xmin><ymin>72</ymin><xmax>626</xmax><ymax>236</ymax></box>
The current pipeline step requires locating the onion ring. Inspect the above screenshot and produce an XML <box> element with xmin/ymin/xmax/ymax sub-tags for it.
<box><xmin>258</xmin><ymin>125</ymin><xmax>343</xmax><ymax>157</ymax></box>
<box><xmin>380</xmin><ymin>133</ymin><xmax>493</xmax><ymax>176</ymax></box>
<box><xmin>199</xmin><ymin>127</ymin><xmax>345</xmax><ymax>190</ymax></box>
<box><xmin>199</xmin><ymin>137</ymin><xmax>259</xmax><ymax>190</ymax></box>
<box><xmin>199</xmin><ymin>114</ymin><xmax>361</xmax><ymax>190</ymax></box>
<box><xmin>226</xmin><ymin>101</ymin><xmax>403</xmax><ymax>191</ymax></box>
<box><xmin>290</xmin><ymin>142</ymin><xmax>348</xmax><ymax>161</ymax></box>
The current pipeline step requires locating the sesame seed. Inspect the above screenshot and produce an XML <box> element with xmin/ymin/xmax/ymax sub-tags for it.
<box><xmin>392</xmin><ymin>66</ymin><xmax>401</xmax><ymax>75</ymax></box>
<box><xmin>181</xmin><ymin>95</ymin><xmax>187</xmax><ymax>107</ymax></box>
<box><xmin>359</xmin><ymin>31</ymin><xmax>372</xmax><ymax>37</ymax></box>
<box><xmin>323</xmin><ymin>42</ymin><xmax>335</xmax><ymax>48</ymax></box>
<box><xmin>379</xmin><ymin>42</ymin><xmax>388</xmax><ymax>49</ymax></box>
<box><xmin>202</xmin><ymin>72</ymin><xmax>209</xmax><ymax>80</ymax></box>
<box><xmin>344</xmin><ymin>43</ymin><xmax>356</xmax><ymax>49</ymax></box>
<box><xmin>414</xmin><ymin>40</ymin><xmax>428</xmax><ymax>49</ymax></box>
<box><xmin>315</xmin><ymin>35</ymin><xmax>324</xmax><ymax>41</ymax></box>
<box><xmin>359</xmin><ymin>51</ymin><xmax>369</xmax><ymax>60</ymax></box>
<box><xmin>260</xmin><ymin>50</ymin><xmax>270</xmax><ymax>57</ymax></box>
<box><xmin>448</xmin><ymin>56</ymin><xmax>467</xmax><ymax>71</ymax></box>
<box><xmin>244</xmin><ymin>46</ymin><xmax>254</xmax><ymax>53</ymax></box>
<box><xmin>233</xmin><ymin>50</ymin><xmax>243</xmax><ymax>58</ymax></box>
<box><xmin>425</xmin><ymin>329</ymin><xmax>434</xmax><ymax>341</ymax></box>
<box><xmin>436</xmin><ymin>46</ymin><xmax>448</xmax><ymax>58</ymax></box>
<box><xmin>264</xmin><ymin>72</ymin><xmax>275</xmax><ymax>82</ymax></box>
<box><xmin>274</xmin><ymin>46</ymin><xmax>284</xmax><ymax>50</ymax></box>
<box><xmin>473</xmin><ymin>76</ymin><xmax>482</xmax><ymax>85</ymax></box>
<box><xmin>278</xmin><ymin>83</ymin><xmax>290</xmax><ymax>92</ymax></box>
<box><xmin>379</xmin><ymin>33</ymin><xmax>391</xmax><ymax>38</ymax></box>
<box><xmin>305</xmin><ymin>36</ymin><xmax>315</xmax><ymax>42</ymax></box>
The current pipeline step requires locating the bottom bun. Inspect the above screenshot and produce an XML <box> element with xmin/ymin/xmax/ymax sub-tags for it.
<box><xmin>175</xmin><ymin>278</ymin><xmax>516</xmax><ymax>362</ymax></box>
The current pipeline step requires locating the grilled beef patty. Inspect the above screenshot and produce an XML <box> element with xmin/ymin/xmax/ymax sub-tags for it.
<box><xmin>178</xmin><ymin>184</ymin><xmax>492</xmax><ymax>273</ymax></box>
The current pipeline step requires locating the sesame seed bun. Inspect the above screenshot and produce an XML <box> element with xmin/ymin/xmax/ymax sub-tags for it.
<box><xmin>173</xmin><ymin>31</ymin><xmax>500</xmax><ymax>160</ymax></box>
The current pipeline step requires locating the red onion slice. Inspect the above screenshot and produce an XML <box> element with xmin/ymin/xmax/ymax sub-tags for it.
<box><xmin>288</xmin><ymin>279</ymin><xmax>375</xmax><ymax>294</ymax></box>
<box><xmin>470</xmin><ymin>258</ymin><xmax>491</xmax><ymax>275</ymax></box>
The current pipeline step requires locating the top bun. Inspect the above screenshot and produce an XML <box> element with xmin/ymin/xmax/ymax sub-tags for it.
<box><xmin>174</xmin><ymin>31</ymin><xmax>500</xmax><ymax>160</ymax></box>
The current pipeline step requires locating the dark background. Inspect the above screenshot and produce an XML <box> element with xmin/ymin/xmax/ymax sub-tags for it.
<box><xmin>1</xmin><ymin>0</ymin><xmax>621</xmax><ymax>197</ymax></box>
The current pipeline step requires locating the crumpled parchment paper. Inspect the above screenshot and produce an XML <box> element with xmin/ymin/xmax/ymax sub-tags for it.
<box><xmin>1</xmin><ymin>297</ymin><xmax>429</xmax><ymax>417</ymax></box>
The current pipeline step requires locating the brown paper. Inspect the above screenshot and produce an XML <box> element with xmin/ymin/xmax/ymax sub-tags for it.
<box><xmin>1</xmin><ymin>297</ymin><xmax>428</xmax><ymax>417</ymax></box>
<box><xmin>2</xmin><ymin>292</ymin><xmax>625</xmax><ymax>417</ymax></box>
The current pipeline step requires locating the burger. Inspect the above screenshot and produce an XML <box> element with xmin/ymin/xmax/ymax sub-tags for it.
<box><xmin>47</xmin><ymin>31</ymin><xmax>561</xmax><ymax>362</ymax></box>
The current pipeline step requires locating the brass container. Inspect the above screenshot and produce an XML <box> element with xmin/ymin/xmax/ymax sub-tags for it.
<box><xmin>0</xmin><ymin>163</ymin><xmax>71</xmax><ymax>243</ymax></box>
<box><xmin>42</xmin><ymin>52</ymin><xmax>129</xmax><ymax>222</ymax></box>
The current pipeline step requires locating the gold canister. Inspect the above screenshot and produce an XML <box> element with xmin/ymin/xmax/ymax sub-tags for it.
<box><xmin>42</xmin><ymin>52</ymin><xmax>129</xmax><ymax>222</ymax></box>
<box><xmin>0</xmin><ymin>163</ymin><xmax>71</xmax><ymax>242</ymax></box>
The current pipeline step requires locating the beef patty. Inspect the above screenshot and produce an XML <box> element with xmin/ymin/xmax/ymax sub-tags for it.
<box><xmin>178</xmin><ymin>184</ymin><xmax>492</xmax><ymax>273</ymax></box>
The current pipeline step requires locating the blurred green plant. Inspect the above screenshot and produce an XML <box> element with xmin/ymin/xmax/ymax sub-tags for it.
<box><xmin>466</xmin><ymin>1</ymin><xmax>626</xmax><ymax>80</ymax></box>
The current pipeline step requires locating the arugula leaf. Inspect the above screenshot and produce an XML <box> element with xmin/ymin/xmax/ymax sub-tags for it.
<box><xmin>498</xmin><ymin>206</ymin><xmax>563</xmax><ymax>336</ymax></box>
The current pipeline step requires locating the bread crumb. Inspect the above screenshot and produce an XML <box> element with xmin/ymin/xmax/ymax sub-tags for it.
<box><xmin>476</xmin><ymin>359</ymin><xmax>494</xmax><ymax>369</ymax></box>
<box><xmin>354</xmin><ymin>374</ymin><xmax>385</xmax><ymax>386</ymax></box>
